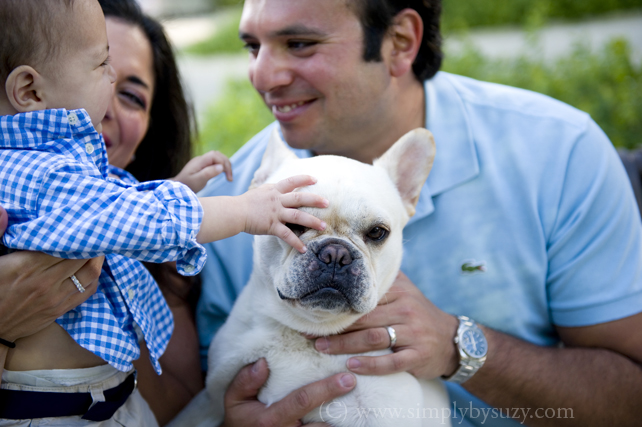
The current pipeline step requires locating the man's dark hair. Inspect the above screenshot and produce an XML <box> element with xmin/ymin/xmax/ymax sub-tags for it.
<box><xmin>349</xmin><ymin>0</ymin><xmax>442</xmax><ymax>81</ymax></box>
<box><xmin>0</xmin><ymin>0</ymin><xmax>76</xmax><ymax>83</ymax></box>
<box><xmin>98</xmin><ymin>0</ymin><xmax>194</xmax><ymax>182</ymax></box>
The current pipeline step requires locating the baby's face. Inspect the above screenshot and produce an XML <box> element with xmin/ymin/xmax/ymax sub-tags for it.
<box><xmin>44</xmin><ymin>0</ymin><xmax>115</xmax><ymax>133</ymax></box>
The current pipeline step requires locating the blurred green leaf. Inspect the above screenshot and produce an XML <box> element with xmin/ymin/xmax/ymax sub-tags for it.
<box><xmin>441</xmin><ymin>0</ymin><xmax>642</xmax><ymax>33</ymax></box>
<box><xmin>188</xmin><ymin>2</ymin><xmax>642</xmax><ymax>56</ymax></box>
<box><xmin>195</xmin><ymin>79</ymin><xmax>274</xmax><ymax>157</ymax></box>
<box><xmin>185</xmin><ymin>8</ymin><xmax>243</xmax><ymax>55</ymax></box>
<box><xmin>442</xmin><ymin>38</ymin><xmax>642</xmax><ymax>149</ymax></box>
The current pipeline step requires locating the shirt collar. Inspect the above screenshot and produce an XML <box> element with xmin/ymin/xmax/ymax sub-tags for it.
<box><xmin>278</xmin><ymin>71</ymin><xmax>480</xmax><ymax>225</ymax></box>
<box><xmin>0</xmin><ymin>108</ymin><xmax>97</xmax><ymax>149</ymax></box>
<box><xmin>409</xmin><ymin>72</ymin><xmax>480</xmax><ymax>224</ymax></box>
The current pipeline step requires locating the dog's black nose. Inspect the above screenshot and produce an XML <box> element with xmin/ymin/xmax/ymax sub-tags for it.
<box><xmin>318</xmin><ymin>244</ymin><xmax>353</xmax><ymax>266</ymax></box>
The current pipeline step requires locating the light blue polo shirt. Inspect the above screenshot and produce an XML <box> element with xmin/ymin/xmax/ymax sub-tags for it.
<box><xmin>196</xmin><ymin>72</ymin><xmax>642</xmax><ymax>426</ymax></box>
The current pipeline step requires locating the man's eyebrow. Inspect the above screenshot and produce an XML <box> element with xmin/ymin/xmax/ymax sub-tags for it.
<box><xmin>240</xmin><ymin>25</ymin><xmax>327</xmax><ymax>39</ymax></box>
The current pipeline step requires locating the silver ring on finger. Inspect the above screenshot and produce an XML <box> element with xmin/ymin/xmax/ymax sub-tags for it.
<box><xmin>386</xmin><ymin>326</ymin><xmax>397</xmax><ymax>349</ymax></box>
<box><xmin>70</xmin><ymin>274</ymin><xmax>86</xmax><ymax>293</ymax></box>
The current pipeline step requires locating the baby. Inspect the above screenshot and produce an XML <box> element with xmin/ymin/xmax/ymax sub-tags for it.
<box><xmin>0</xmin><ymin>0</ymin><xmax>327</xmax><ymax>423</ymax></box>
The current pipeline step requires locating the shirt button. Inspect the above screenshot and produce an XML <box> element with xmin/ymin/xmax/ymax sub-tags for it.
<box><xmin>68</xmin><ymin>112</ymin><xmax>79</xmax><ymax>125</ymax></box>
<box><xmin>85</xmin><ymin>143</ymin><xmax>95</xmax><ymax>154</ymax></box>
<box><xmin>128</xmin><ymin>289</ymin><xmax>135</xmax><ymax>300</ymax></box>
<box><xmin>184</xmin><ymin>265</ymin><xmax>195</xmax><ymax>274</ymax></box>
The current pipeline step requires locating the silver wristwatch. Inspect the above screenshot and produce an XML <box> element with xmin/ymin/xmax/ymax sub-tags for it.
<box><xmin>443</xmin><ymin>315</ymin><xmax>487</xmax><ymax>384</ymax></box>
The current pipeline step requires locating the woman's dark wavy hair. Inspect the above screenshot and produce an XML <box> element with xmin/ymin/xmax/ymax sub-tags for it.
<box><xmin>349</xmin><ymin>0</ymin><xmax>443</xmax><ymax>82</ymax></box>
<box><xmin>98</xmin><ymin>0</ymin><xmax>194</xmax><ymax>182</ymax></box>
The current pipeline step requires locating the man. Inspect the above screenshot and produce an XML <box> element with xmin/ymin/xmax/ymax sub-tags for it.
<box><xmin>197</xmin><ymin>0</ymin><xmax>642</xmax><ymax>425</ymax></box>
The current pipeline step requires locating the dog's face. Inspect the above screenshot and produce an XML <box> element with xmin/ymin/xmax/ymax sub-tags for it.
<box><xmin>250</xmin><ymin>128</ymin><xmax>435</xmax><ymax>335</ymax></box>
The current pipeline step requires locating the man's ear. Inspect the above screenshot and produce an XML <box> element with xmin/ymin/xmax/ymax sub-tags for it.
<box><xmin>5</xmin><ymin>65</ymin><xmax>47</xmax><ymax>113</ymax></box>
<box><xmin>387</xmin><ymin>8</ymin><xmax>423</xmax><ymax>78</ymax></box>
<box><xmin>249</xmin><ymin>127</ymin><xmax>299</xmax><ymax>189</ymax></box>
<box><xmin>374</xmin><ymin>128</ymin><xmax>435</xmax><ymax>217</ymax></box>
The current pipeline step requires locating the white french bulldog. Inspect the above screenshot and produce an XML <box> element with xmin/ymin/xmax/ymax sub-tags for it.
<box><xmin>169</xmin><ymin>128</ymin><xmax>452</xmax><ymax>427</ymax></box>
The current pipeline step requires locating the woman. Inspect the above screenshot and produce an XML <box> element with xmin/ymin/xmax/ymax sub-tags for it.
<box><xmin>0</xmin><ymin>1</ymin><xmax>350</xmax><ymax>425</ymax></box>
<box><xmin>0</xmin><ymin>0</ymin><xmax>226</xmax><ymax>424</ymax></box>
<box><xmin>99</xmin><ymin>1</ymin><xmax>228</xmax><ymax>424</ymax></box>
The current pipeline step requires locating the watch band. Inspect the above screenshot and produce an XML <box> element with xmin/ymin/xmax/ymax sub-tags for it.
<box><xmin>443</xmin><ymin>316</ymin><xmax>487</xmax><ymax>384</ymax></box>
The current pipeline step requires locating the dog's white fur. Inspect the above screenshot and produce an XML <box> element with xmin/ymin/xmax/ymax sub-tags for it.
<box><xmin>168</xmin><ymin>128</ymin><xmax>452</xmax><ymax>427</ymax></box>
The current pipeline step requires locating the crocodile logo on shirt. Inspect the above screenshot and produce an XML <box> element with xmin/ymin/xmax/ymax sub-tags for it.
<box><xmin>461</xmin><ymin>260</ymin><xmax>486</xmax><ymax>274</ymax></box>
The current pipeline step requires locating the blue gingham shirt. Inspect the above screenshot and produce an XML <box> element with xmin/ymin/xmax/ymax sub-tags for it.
<box><xmin>0</xmin><ymin>109</ymin><xmax>206</xmax><ymax>373</ymax></box>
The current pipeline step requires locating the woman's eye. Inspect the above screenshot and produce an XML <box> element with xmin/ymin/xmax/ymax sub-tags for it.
<box><xmin>366</xmin><ymin>226</ymin><xmax>388</xmax><ymax>242</ymax></box>
<box><xmin>119</xmin><ymin>92</ymin><xmax>146</xmax><ymax>110</ymax></box>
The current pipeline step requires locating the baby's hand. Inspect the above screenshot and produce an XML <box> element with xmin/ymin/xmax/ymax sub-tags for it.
<box><xmin>173</xmin><ymin>151</ymin><xmax>233</xmax><ymax>192</ymax></box>
<box><xmin>241</xmin><ymin>175</ymin><xmax>328</xmax><ymax>253</ymax></box>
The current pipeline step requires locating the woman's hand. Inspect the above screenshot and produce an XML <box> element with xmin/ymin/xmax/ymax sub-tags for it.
<box><xmin>173</xmin><ymin>150</ymin><xmax>233</xmax><ymax>193</ymax></box>
<box><xmin>222</xmin><ymin>358</ymin><xmax>356</xmax><ymax>427</ymax></box>
<box><xmin>310</xmin><ymin>272</ymin><xmax>460</xmax><ymax>381</ymax></box>
<box><xmin>0</xmin><ymin>205</ymin><xmax>103</xmax><ymax>342</ymax></box>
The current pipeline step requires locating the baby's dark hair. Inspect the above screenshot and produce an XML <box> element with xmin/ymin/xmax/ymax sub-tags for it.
<box><xmin>0</xmin><ymin>0</ymin><xmax>76</xmax><ymax>83</ymax></box>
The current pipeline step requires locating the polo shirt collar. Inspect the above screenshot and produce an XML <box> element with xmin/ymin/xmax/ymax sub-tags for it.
<box><xmin>409</xmin><ymin>72</ymin><xmax>480</xmax><ymax>225</ymax></box>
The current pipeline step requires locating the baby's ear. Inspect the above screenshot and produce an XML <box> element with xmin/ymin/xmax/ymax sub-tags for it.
<box><xmin>5</xmin><ymin>65</ymin><xmax>47</xmax><ymax>113</ymax></box>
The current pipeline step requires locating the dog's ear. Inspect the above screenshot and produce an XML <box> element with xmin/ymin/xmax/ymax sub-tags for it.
<box><xmin>250</xmin><ymin>127</ymin><xmax>299</xmax><ymax>189</ymax></box>
<box><xmin>374</xmin><ymin>128</ymin><xmax>436</xmax><ymax>217</ymax></box>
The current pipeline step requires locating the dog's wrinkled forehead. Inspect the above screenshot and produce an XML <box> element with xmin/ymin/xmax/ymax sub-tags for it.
<box><xmin>267</xmin><ymin>155</ymin><xmax>407</xmax><ymax>225</ymax></box>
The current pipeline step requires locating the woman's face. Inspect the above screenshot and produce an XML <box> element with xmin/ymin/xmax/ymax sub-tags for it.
<box><xmin>102</xmin><ymin>18</ymin><xmax>155</xmax><ymax>169</ymax></box>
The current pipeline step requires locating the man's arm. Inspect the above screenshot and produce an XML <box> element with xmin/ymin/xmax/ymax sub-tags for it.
<box><xmin>462</xmin><ymin>314</ymin><xmax>642</xmax><ymax>425</ymax></box>
<box><xmin>314</xmin><ymin>273</ymin><xmax>642</xmax><ymax>426</ymax></box>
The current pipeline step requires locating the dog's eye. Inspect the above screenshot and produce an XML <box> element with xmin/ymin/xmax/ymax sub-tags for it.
<box><xmin>366</xmin><ymin>226</ymin><xmax>388</xmax><ymax>242</ymax></box>
<box><xmin>286</xmin><ymin>223</ymin><xmax>308</xmax><ymax>237</ymax></box>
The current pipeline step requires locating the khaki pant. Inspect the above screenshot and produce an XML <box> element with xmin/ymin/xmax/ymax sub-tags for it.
<box><xmin>0</xmin><ymin>365</ymin><xmax>158</xmax><ymax>427</ymax></box>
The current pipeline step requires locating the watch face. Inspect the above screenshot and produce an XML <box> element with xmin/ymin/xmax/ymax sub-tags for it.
<box><xmin>461</xmin><ymin>328</ymin><xmax>487</xmax><ymax>358</ymax></box>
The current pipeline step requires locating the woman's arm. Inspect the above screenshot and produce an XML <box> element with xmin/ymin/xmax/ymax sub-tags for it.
<box><xmin>0</xmin><ymin>206</ymin><xmax>104</xmax><ymax>384</ymax></box>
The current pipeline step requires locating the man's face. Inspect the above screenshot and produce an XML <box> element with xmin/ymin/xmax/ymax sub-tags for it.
<box><xmin>240</xmin><ymin>0</ymin><xmax>395</xmax><ymax>158</ymax></box>
<box><xmin>44</xmin><ymin>0</ymin><xmax>116</xmax><ymax>133</ymax></box>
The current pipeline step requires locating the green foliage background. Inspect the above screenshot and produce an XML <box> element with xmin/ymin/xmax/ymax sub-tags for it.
<box><xmin>193</xmin><ymin>2</ymin><xmax>642</xmax><ymax>156</ymax></box>
<box><xmin>195</xmin><ymin>79</ymin><xmax>273</xmax><ymax>157</ymax></box>
<box><xmin>442</xmin><ymin>39</ymin><xmax>642</xmax><ymax>149</ymax></box>
<box><xmin>442</xmin><ymin>0</ymin><xmax>642</xmax><ymax>31</ymax></box>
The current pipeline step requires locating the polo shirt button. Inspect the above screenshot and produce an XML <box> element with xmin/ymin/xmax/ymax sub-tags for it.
<box><xmin>128</xmin><ymin>289</ymin><xmax>135</xmax><ymax>300</ymax></box>
<box><xmin>68</xmin><ymin>112</ymin><xmax>79</xmax><ymax>125</ymax></box>
<box><xmin>85</xmin><ymin>143</ymin><xmax>94</xmax><ymax>154</ymax></box>
<box><xmin>184</xmin><ymin>265</ymin><xmax>195</xmax><ymax>274</ymax></box>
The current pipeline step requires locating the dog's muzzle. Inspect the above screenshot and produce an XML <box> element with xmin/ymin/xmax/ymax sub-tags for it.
<box><xmin>279</xmin><ymin>238</ymin><xmax>368</xmax><ymax>312</ymax></box>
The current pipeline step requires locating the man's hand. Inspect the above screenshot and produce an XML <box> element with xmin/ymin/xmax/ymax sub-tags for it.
<box><xmin>312</xmin><ymin>272</ymin><xmax>459</xmax><ymax>380</ymax></box>
<box><xmin>222</xmin><ymin>358</ymin><xmax>356</xmax><ymax>427</ymax></box>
